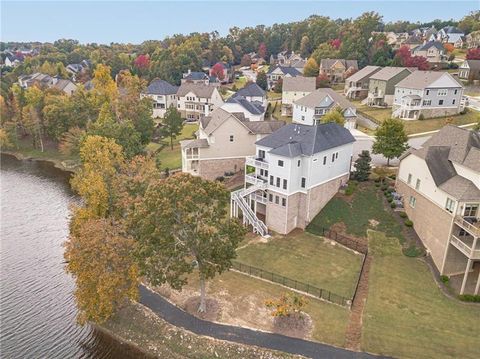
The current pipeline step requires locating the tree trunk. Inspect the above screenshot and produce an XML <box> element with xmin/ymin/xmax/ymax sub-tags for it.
<box><xmin>387</xmin><ymin>157</ymin><xmax>390</xmax><ymax>167</ymax></box>
<box><xmin>170</xmin><ymin>135</ymin><xmax>173</xmax><ymax>150</ymax></box>
<box><xmin>198</xmin><ymin>273</ymin><xmax>206</xmax><ymax>313</ymax></box>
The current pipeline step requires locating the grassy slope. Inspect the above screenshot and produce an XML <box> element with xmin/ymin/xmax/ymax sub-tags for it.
<box><xmin>236</xmin><ymin>231</ymin><xmax>362</xmax><ymax>298</ymax></box>
<box><xmin>363</xmin><ymin>231</ymin><xmax>480</xmax><ymax>359</ymax></box>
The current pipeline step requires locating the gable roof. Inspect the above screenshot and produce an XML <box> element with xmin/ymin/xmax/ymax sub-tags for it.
<box><xmin>282</xmin><ymin>77</ymin><xmax>316</xmax><ymax>92</ymax></box>
<box><xmin>415</xmin><ymin>41</ymin><xmax>444</xmax><ymax>52</ymax></box>
<box><xmin>320</xmin><ymin>59</ymin><xmax>358</xmax><ymax>70</ymax></box>
<box><xmin>177</xmin><ymin>83</ymin><xmax>217</xmax><ymax>98</ymax></box>
<box><xmin>52</xmin><ymin>79</ymin><xmax>76</xmax><ymax>92</ymax></box>
<box><xmin>395</xmin><ymin>71</ymin><xmax>462</xmax><ymax>90</ymax></box>
<box><xmin>442</xmin><ymin>26</ymin><xmax>464</xmax><ymax>34</ymax></box>
<box><xmin>145</xmin><ymin>79</ymin><xmax>178</xmax><ymax>95</ymax></box>
<box><xmin>232</xmin><ymin>82</ymin><xmax>265</xmax><ymax>98</ymax></box>
<box><xmin>256</xmin><ymin>123</ymin><xmax>355</xmax><ymax>158</ymax></box>
<box><xmin>183</xmin><ymin>71</ymin><xmax>209</xmax><ymax>81</ymax></box>
<box><xmin>226</xmin><ymin>96</ymin><xmax>265</xmax><ymax>115</ymax></box>
<box><xmin>267</xmin><ymin>65</ymin><xmax>302</xmax><ymax>76</ymax></box>
<box><xmin>464</xmin><ymin>59</ymin><xmax>480</xmax><ymax>71</ymax></box>
<box><xmin>370</xmin><ymin>67</ymin><xmax>413</xmax><ymax>81</ymax></box>
<box><xmin>244</xmin><ymin>120</ymin><xmax>285</xmax><ymax>135</ymax></box>
<box><xmin>345</xmin><ymin>65</ymin><xmax>381</xmax><ymax>82</ymax></box>
<box><xmin>294</xmin><ymin>87</ymin><xmax>355</xmax><ymax>110</ymax></box>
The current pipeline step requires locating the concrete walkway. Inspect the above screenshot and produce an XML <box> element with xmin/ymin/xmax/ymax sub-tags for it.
<box><xmin>138</xmin><ymin>285</ymin><xmax>385</xmax><ymax>359</ymax></box>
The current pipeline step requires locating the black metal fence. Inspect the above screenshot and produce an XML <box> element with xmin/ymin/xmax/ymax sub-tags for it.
<box><xmin>231</xmin><ymin>261</ymin><xmax>351</xmax><ymax>307</ymax></box>
<box><xmin>307</xmin><ymin>224</ymin><xmax>368</xmax><ymax>254</ymax></box>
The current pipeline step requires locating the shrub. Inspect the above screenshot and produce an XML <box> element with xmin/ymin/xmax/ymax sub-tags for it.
<box><xmin>344</xmin><ymin>181</ymin><xmax>357</xmax><ymax>196</ymax></box>
<box><xmin>387</xmin><ymin>187</ymin><xmax>394</xmax><ymax>193</ymax></box>
<box><xmin>404</xmin><ymin>219</ymin><xmax>413</xmax><ymax>227</ymax></box>
<box><xmin>215</xmin><ymin>176</ymin><xmax>225</xmax><ymax>182</ymax></box>
<box><xmin>389</xmin><ymin>174</ymin><xmax>396</xmax><ymax>180</ymax></box>
<box><xmin>374</xmin><ymin>178</ymin><xmax>381</xmax><ymax>183</ymax></box>
<box><xmin>458</xmin><ymin>294</ymin><xmax>480</xmax><ymax>302</ymax></box>
<box><xmin>418</xmin><ymin>114</ymin><xmax>425</xmax><ymax>121</ymax></box>
<box><xmin>399</xmin><ymin>212</ymin><xmax>408</xmax><ymax>218</ymax></box>
<box><xmin>387</xmin><ymin>197</ymin><xmax>393</xmax><ymax>203</ymax></box>
<box><xmin>265</xmin><ymin>292</ymin><xmax>308</xmax><ymax>317</ymax></box>
<box><xmin>390</xmin><ymin>202</ymin><xmax>396</xmax><ymax>208</ymax></box>
<box><xmin>403</xmin><ymin>245</ymin><xmax>423</xmax><ymax>257</ymax></box>
<box><xmin>375</xmin><ymin>183</ymin><xmax>380</xmax><ymax>187</ymax></box>
<box><xmin>440</xmin><ymin>275</ymin><xmax>450</xmax><ymax>284</ymax></box>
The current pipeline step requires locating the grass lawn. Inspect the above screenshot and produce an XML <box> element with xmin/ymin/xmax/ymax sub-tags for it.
<box><xmin>236</xmin><ymin>231</ymin><xmax>363</xmax><ymax>298</ymax></box>
<box><xmin>363</xmin><ymin>231</ymin><xmax>480</xmax><ymax>359</ymax></box>
<box><xmin>403</xmin><ymin>109</ymin><xmax>480</xmax><ymax>135</ymax></box>
<box><xmin>159</xmin><ymin>270</ymin><xmax>350</xmax><ymax>347</ymax></box>
<box><xmin>267</xmin><ymin>91</ymin><xmax>282</xmax><ymax>100</ymax></box>
<box><xmin>308</xmin><ymin>183</ymin><xmax>404</xmax><ymax>241</ymax></box>
<box><xmin>269</xmin><ymin>100</ymin><xmax>292</xmax><ymax>123</ymax></box>
<box><xmin>234</xmin><ymin>76</ymin><xmax>247</xmax><ymax>89</ymax></box>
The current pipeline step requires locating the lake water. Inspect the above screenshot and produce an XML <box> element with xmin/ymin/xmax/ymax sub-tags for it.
<box><xmin>0</xmin><ymin>154</ymin><xmax>146</xmax><ymax>358</ymax></box>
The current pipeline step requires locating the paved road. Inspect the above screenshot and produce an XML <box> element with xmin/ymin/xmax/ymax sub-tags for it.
<box><xmin>138</xmin><ymin>285</ymin><xmax>383</xmax><ymax>359</ymax></box>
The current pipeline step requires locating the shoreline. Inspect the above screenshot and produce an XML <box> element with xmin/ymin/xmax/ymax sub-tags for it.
<box><xmin>1</xmin><ymin>150</ymin><xmax>78</xmax><ymax>175</ymax></box>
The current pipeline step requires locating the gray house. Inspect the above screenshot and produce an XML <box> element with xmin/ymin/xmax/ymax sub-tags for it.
<box><xmin>392</xmin><ymin>71</ymin><xmax>464</xmax><ymax>120</ymax></box>
<box><xmin>458</xmin><ymin>60</ymin><xmax>480</xmax><ymax>82</ymax></box>
<box><xmin>344</xmin><ymin>65</ymin><xmax>381</xmax><ymax>99</ymax></box>
<box><xmin>367</xmin><ymin>67</ymin><xmax>415</xmax><ymax>107</ymax></box>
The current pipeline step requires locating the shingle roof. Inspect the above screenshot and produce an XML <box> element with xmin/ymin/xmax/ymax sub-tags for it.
<box><xmin>282</xmin><ymin>77</ymin><xmax>316</xmax><ymax>92</ymax></box>
<box><xmin>267</xmin><ymin>65</ymin><xmax>302</xmax><ymax>76</ymax></box>
<box><xmin>256</xmin><ymin>123</ymin><xmax>355</xmax><ymax>158</ymax></box>
<box><xmin>244</xmin><ymin>120</ymin><xmax>285</xmax><ymax>135</ymax></box>
<box><xmin>145</xmin><ymin>79</ymin><xmax>178</xmax><ymax>95</ymax></box>
<box><xmin>405</xmin><ymin>36</ymin><xmax>423</xmax><ymax>44</ymax></box>
<box><xmin>370</xmin><ymin>67</ymin><xmax>413</xmax><ymax>81</ymax></box>
<box><xmin>443</xmin><ymin>26</ymin><xmax>463</xmax><ymax>34</ymax></box>
<box><xmin>439</xmin><ymin>175</ymin><xmax>480</xmax><ymax>201</ymax></box>
<box><xmin>177</xmin><ymin>83</ymin><xmax>217</xmax><ymax>98</ymax></box>
<box><xmin>52</xmin><ymin>79</ymin><xmax>76</xmax><ymax>92</ymax></box>
<box><xmin>395</xmin><ymin>71</ymin><xmax>461</xmax><ymax>90</ymax></box>
<box><xmin>345</xmin><ymin>66</ymin><xmax>381</xmax><ymax>82</ymax></box>
<box><xmin>226</xmin><ymin>96</ymin><xmax>265</xmax><ymax>115</ymax></box>
<box><xmin>415</xmin><ymin>41</ymin><xmax>444</xmax><ymax>52</ymax></box>
<box><xmin>183</xmin><ymin>71</ymin><xmax>209</xmax><ymax>81</ymax></box>
<box><xmin>465</xmin><ymin>59</ymin><xmax>480</xmax><ymax>71</ymax></box>
<box><xmin>232</xmin><ymin>83</ymin><xmax>265</xmax><ymax>98</ymax></box>
<box><xmin>320</xmin><ymin>59</ymin><xmax>358</xmax><ymax>70</ymax></box>
<box><xmin>180</xmin><ymin>138</ymin><xmax>209</xmax><ymax>149</ymax></box>
<box><xmin>294</xmin><ymin>88</ymin><xmax>355</xmax><ymax>111</ymax></box>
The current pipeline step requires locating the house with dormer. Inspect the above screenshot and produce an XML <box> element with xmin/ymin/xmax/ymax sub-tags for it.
<box><xmin>412</xmin><ymin>41</ymin><xmax>447</xmax><ymax>63</ymax></box>
<box><xmin>141</xmin><ymin>79</ymin><xmax>178</xmax><ymax>118</ymax></box>
<box><xmin>266</xmin><ymin>65</ymin><xmax>302</xmax><ymax>90</ymax></box>
<box><xmin>319</xmin><ymin>59</ymin><xmax>358</xmax><ymax>83</ymax></box>
<box><xmin>176</xmin><ymin>83</ymin><xmax>224</xmax><ymax>121</ymax></box>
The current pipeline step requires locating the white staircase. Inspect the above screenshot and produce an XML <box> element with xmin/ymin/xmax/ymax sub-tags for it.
<box><xmin>392</xmin><ymin>107</ymin><xmax>402</xmax><ymax>118</ymax></box>
<box><xmin>231</xmin><ymin>183</ymin><xmax>268</xmax><ymax>237</ymax></box>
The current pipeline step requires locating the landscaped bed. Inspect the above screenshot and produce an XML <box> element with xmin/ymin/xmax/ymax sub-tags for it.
<box><xmin>236</xmin><ymin>231</ymin><xmax>363</xmax><ymax>298</ymax></box>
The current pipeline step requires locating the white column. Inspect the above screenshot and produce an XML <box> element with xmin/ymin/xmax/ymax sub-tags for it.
<box><xmin>460</xmin><ymin>259</ymin><xmax>472</xmax><ymax>295</ymax></box>
<box><xmin>474</xmin><ymin>270</ymin><xmax>480</xmax><ymax>296</ymax></box>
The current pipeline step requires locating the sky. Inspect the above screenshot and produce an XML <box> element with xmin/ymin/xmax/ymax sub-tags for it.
<box><xmin>1</xmin><ymin>1</ymin><xmax>478</xmax><ymax>44</ymax></box>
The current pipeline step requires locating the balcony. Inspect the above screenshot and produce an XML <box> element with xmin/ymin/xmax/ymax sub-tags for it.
<box><xmin>252</xmin><ymin>193</ymin><xmax>267</xmax><ymax>204</ymax></box>
<box><xmin>246</xmin><ymin>156</ymin><xmax>269</xmax><ymax>170</ymax></box>
<box><xmin>185</xmin><ymin>154</ymin><xmax>199</xmax><ymax>160</ymax></box>
<box><xmin>369</xmin><ymin>91</ymin><xmax>383</xmax><ymax>98</ymax></box>
<box><xmin>245</xmin><ymin>174</ymin><xmax>268</xmax><ymax>186</ymax></box>
<box><xmin>454</xmin><ymin>216</ymin><xmax>480</xmax><ymax>238</ymax></box>
<box><xmin>450</xmin><ymin>235</ymin><xmax>480</xmax><ymax>259</ymax></box>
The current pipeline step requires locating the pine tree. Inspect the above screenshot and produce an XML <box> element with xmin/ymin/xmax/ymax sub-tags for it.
<box><xmin>353</xmin><ymin>150</ymin><xmax>372</xmax><ymax>181</ymax></box>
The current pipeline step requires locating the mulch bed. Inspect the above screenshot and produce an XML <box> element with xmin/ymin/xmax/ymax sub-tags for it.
<box><xmin>271</xmin><ymin>313</ymin><xmax>313</xmax><ymax>339</ymax></box>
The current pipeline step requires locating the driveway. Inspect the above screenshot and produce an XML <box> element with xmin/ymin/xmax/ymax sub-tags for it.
<box><xmin>242</xmin><ymin>69</ymin><xmax>257</xmax><ymax>82</ymax></box>
<box><xmin>466</xmin><ymin>96</ymin><xmax>480</xmax><ymax>112</ymax></box>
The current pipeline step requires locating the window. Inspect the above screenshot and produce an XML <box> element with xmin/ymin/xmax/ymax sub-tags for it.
<box><xmin>301</xmin><ymin>115</ymin><xmax>305</xmax><ymax>121</ymax></box>
<box><xmin>269</xmin><ymin>194</ymin><xmax>273</xmax><ymax>202</ymax></box>
<box><xmin>275</xmin><ymin>196</ymin><xmax>279</xmax><ymax>205</ymax></box>
<box><xmin>276</xmin><ymin>177</ymin><xmax>280</xmax><ymax>187</ymax></box>
<box><xmin>323</xmin><ymin>156</ymin><xmax>327</xmax><ymax>165</ymax></box>
<box><xmin>270</xmin><ymin>175</ymin><xmax>274</xmax><ymax>185</ymax></box>
<box><xmin>282</xmin><ymin>198</ymin><xmax>286</xmax><ymax>207</ymax></box>
<box><xmin>452</xmin><ymin>99</ymin><xmax>456</xmax><ymax>105</ymax></box>
<box><xmin>464</xmin><ymin>204</ymin><xmax>479</xmax><ymax>217</ymax></box>
<box><xmin>409</xmin><ymin>196</ymin><xmax>416</xmax><ymax>208</ymax></box>
<box><xmin>283</xmin><ymin>179</ymin><xmax>287</xmax><ymax>190</ymax></box>
<box><xmin>278</xmin><ymin>160</ymin><xmax>284</xmax><ymax>167</ymax></box>
<box><xmin>415</xmin><ymin>179</ymin><xmax>421</xmax><ymax>190</ymax></box>
<box><xmin>258</xmin><ymin>149</ymin><xmax>265</xmax><ymax>159</ymax></box>
<box><xmin>425</xmin><ymin>90</ymin><xmax>430</xmax><ymax>95</ymax></box>
<box><xmin>301</xmin><ymin>177</ymin><xmax>306</xmax><ymax>188</ymax></box>
<box><xmin>445</xmin><ymin>198</ymin><xmax>455</xmax><ymax>213</ymax></box>
<box><xmin>437</xmin><ymin>89</ymin><xmax>447</xmax><ymax>96</ymax></box>
<box><xmin>331</xmin><ymin>153</ymin><xmax>335</xmax><ymax>162</ymax></box>
<box><xmin>407</xmin><ymin>173</ymin><xmax>412</xmax><ymax>184</ymax></box>
<box><xmin>422</xmin><ymin>100</ymin><xmax>431</xmax><ymax>106</ymax></box>
<box><xmin>454</xmin><ymin>89</ymin><xmax>458</xmax><ymax>95</ymax></box>
<box><xmin>438</xmin><ymin>99</ymin><xmax>444</xmax><ymax>105</ymax></box>
<box><xmin>335</xmin><ymin>152</ymin><xmax>339</xmax><ymax>159</ymax></box>
<box><xmin>229</xmin><ymin>135</ymin><xmax>234</xmax><ymax>142</ymax></box>
<box><xmin>297</xmin><ymin>160</ymin><xmax>301</xmax><ymax>167</ymax></box>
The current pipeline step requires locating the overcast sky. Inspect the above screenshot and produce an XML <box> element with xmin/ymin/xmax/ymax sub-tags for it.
<box><xmin>1</xmin><ymin>1</ymin><xmax>478</xmax><ymax>44</ymax></box>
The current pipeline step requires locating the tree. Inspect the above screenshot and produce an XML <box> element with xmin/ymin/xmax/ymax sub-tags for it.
<box><xmin>273</xmin><ymin>78</ymin><xmax>283</xmax><ymax>93</ymax></box>
<box><xmin>92</xmin><ymin>64</ymin><xmax>118</xmax><ymax>103</ymax></box>
<box><xmin>131</xmin><ymin>173</ymin><xmax>246</xmax><ymax>312</ymax></box>
<box><xmin>311</xmin><ymin>43</ymin><xmax>340</xmax><ymax>65</ymax></box>
<box><xmin>458</xmin><ymin>11</ymin><xmax>480</xmax><ymax>34</ymax></box>
<box><xmin>134</xmin><ymin>54</ymin><xmax>150</xmax><ymax>70</ymax></box>
<box><xmin>320</xmin><ymin>108</ymin><xmax>345</xmax><ymax>126</ymax></box>
<box><xmin>240</xmin><ymin>54</ymin><xmax>252</xmax><ymax>67</ymax></box>
<box><xmin>159</xmin><ymin>105</ymin><xmax>183</xmax><ymax>149</ymax></box>
<box><xmin>59</xmin><ymin>126</ymin><xmax>86</xmax><ymax>156</ymax></box>
<box><xmin>353</xmin><ymin>150</ymin><xmax>372</xmax><ymax>181</ymax></box>
<box><xmin>372</xmin><ymin>118</ymin><xmax>409</xmax><ymax>166</ymax></box>
<box><xmin>444</xmin><ymin>43</ymin><xmax>455</xmax><ymax>53</ymax></box>
<box><xmin>316</xmin><ymin>73</ymin><xmax>329</xmax><ymax>88</ymax></box>
<box><xmin>300</xmin><ymin>36</ymin><xmax>311</xmax><ymax>57</ymax></box>
<box><xmin>256</xmin><ymin>70</ymin><xmax>268</xmax><ymax>90</ymax></box>
<box><xmin>210</xmin><ymin>62</ymin><xmax>225</xmax><ymax>81</ymax></box>
<box><xmin>466</xmin><ymin>48</ymin><xmax>480</xmax><ymax>60</ymax></box>
<box><xmin>265</xmin><ymin>292</ymin><xmax>308</xmax><ymax>318</ymax></box>
<box><xmin>258</xmin><ymin>42</ymin><xmax>267</xmax><ymax>59</ymax></box>
<box><xmin>303</xmin><ymin>58</ymin><xmax>319</xmax><ymax>77</ymax></box>
<box><xmin>23</xmin><ymin>86</ymin><xmax>45</xmax><ymax>151</ymax></box>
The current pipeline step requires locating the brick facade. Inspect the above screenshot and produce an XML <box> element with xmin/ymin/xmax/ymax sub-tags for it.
<box><xmin>198</xmin><ymin>158</ymin><xmax>245</xmax><ymax>181</ymax></box>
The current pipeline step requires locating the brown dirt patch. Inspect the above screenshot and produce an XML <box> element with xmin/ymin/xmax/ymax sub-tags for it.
<box><xmin>184</xmin><ymin>296</ymin><xmax>220</xmax><ymax>321</ymax></box>
<box><xmin>272</xmin><ymin>313</ymin><xmax>313</xmax><ymax>339</ymax></box>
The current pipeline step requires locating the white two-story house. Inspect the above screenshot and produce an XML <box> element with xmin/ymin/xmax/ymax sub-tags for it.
<box><xmin>396</xmin><ymin>125</ymin><xmax>480</xmax><ymax>295</ymax></box>
<box><xmin>141</xmin><ymin>79</ymin><xmax>178</xmax><ymax>118</ymax></box>
<box><xmin>281</xmin><ymin>77</ymin><xmax>316</xmax><ymax>116</ymax></box>
<box><xmin>176</xmin><ymin>83</ymin><xmax>224</xmax><ymax>121</ymax></box>
<box><xmin>231</xmin><ymin>123</ymin><xmax>355</xmax><ymax>235</ymax></box>
<box><xmin>392</xmin><ymin>71</ymin><xmax>464</xmax><ymax>120</ymax></box>
<box><xmin>231</xmin><ymin>82</ymin><xmax>267</xmax><ymax>107</ymax></box>
<box><xmin>292</xmin><ymin>88</ymin><xmax>358</xmax><ymax>129</ymax></box>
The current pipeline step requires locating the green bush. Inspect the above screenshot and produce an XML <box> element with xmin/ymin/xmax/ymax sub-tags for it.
<box><xmin>389</xmin><ymin>174</ymin><xmax>396</xmax><ymax>180</ymax></box>
<box><xmin>375</xmin><ymin>183</ymin><xmax>380</xmax><ymax>187</ymax></box>
<box><xmin>403</xmin><ymin>245</ymin><xmax>423</xmax><ymax>257</ymax></box>
<box><xmin>440</xmin><ymin>275</ymin><xmax>450</xmax><ymax>284</ymax></box>
<box><xmin>404</xmin><ymin>219</ymin><xmax>413</xmax><ymax>227</ymax></box>
<box><xmin>215</xmin><ymin>176</ymin><xmax>225</xmax><ymax>182</ymax></box>
<box><xmin>458</xmin><ymin>294</ymin><xmax>480</xmax><ymax>302</ymax></box>
<box><xmin>387</xmin><ymin>197</ymin><xmax>393</xmax><ymax>203</ymax></box>
<box><xmin>374</xmin><ymin>178</ymin><xmax>381</xmax><ymax>183</ymax></box>
<box><xmin>418</xmin><ymin>114</ymin><xmax>425</xmax><ymax>121</ymax></box>
<box><xmin>390</xmin><ymin>202</ymin><xmax>396</xmax><ymax>208</ymax></box>
<box><xmin>387</xmin><ymin>187</ymin><xmax>394</xmax><ymax>193</ymax></box>
<box><xmin>399</xmin><ymin>212</ymin><xmax>408</xmax><ymax>218</ymax></box>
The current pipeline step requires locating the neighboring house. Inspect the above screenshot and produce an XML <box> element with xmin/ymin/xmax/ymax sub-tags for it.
<box><xmin>222</xmin><ymin>96</ymin><xmax>266</xmax><ymax>122</ymax></box>
<box><xmin>270</xmin><ymin>51</ymin><xmax>304</xmax><ymax>67</ymax></box>
<box><xmin>141</xmin><ymin>79</ymin><xmax>178</xmax><ymax>118</ymax></box>
<box><xmin>437</xmin><ymin>26</ymin><xmax>465</xmax><ymax>44</ymax></box>
<box><xmin>404</xmin><ymin>35</ymin><xmax>423</xmax><ymax>50</ymax></box>
<box><xmin>176</xmin><ymin>83</ymin><xmax>224</xmax><ymax>121</ymax></box>
<box><xmin>458</xmin><ymin>60</ymin><xmax>480</xmax><ymax>82</ymax></box>
<box><xmin>367</xmin><ymin>67</ymin><xmax>415</xmax><ymax>107</ymax></box>
<box><xmin>396</xmin><ymin>125</ymin><xmax>480</xmax><ymax>295</ymax></box>
<box><xmin>266</xmin><ymin>65</ymin><xmax>302</xmax><ymax>90</ymax></box>
<box><xmin>344</xmin><ymin>65</ymin><xmax>381</xmax><ymax>99</ymax></box>
<box><xmin>292</xmin><ymin>88</ymin><xmax>358</xmax><ymax>129</ymax></box>
<box><xmin>281</xmin><ymin>77</ymin><xmax>316</xmax><ymax>116</ymax></box>
<box><xmin>392</xmin><ymin>71</ymin><xmax>464</xmax><ymax>120</ymax></box>
<box><xmin>230</xmin><ymin>123</ymin><xmax>355</xmax><ymax>235</ymax></box>
<box><xmin>319</xmin><ymin>59</ymin><xmax>358</xmax><ymax>83</ymax></box>
<box><xmin>181</xmin><ymin>69</ymin><xmax>219</xmax><ymax>86</ymax></box>
<box><xmin>4</xmin><ymin>53</ymin><xmax>23</xmax><ymax>67</ymax></box>
<box><xmin>209</xmin><ymin>62</ymin><xmax>233</xmax><ymax>84</ymax></box>
<box><xmin>18</xmin><ymin>73</ymin><xmax>77</xmax><ymax>95</ymax></box>
<box><xmin>412</xmin><ymin>41</ymin><xmax>447</xmax><ymax>63</ymax></box>
<box><xmin>231</xmin><ymin>82</ymin><xmax>267</xmax><ymax>107</ymax></box>
<box><xmin>180</xmin><ymin>108</ymin><xmax>284</xmax><ymax>180</ymax></box>
<box><xmin>466</xmin><ymin>31</ymin><xmax>480</xmax><ymax>49</ymax></box>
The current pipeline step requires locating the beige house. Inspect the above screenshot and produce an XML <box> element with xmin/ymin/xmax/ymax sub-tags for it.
<box><xmin>180</xmin><ymin>108</ymin><xmax>284</xmax><ymax>180</ymax></box>
<box><xmin>396</xmin><ymin>125</ymin><xmax>480</xmax><ymax>295</ymax></box>
<box><xmin>344</xmin><ymin>65</ymin><xmax>381</xmax><ymax>99</ymax></box>
<box><xmin>281</xmin><ymin>77</ymin><xmax>316</xmax><ymax>116</ymax></box>
<box><xmin>176</xmin><ymin>83</ymin><xmax>224</xmax><ymax>121</ymax></box>
<box><xmin>412</xmin><ymin>41</ymin><xmax>446</xmax><ymax>63</ymax></box>
<box><xmin>319</xmin><ymin>59</ymin><xmax>358</xmax><ymax>83</ymax></box>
